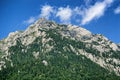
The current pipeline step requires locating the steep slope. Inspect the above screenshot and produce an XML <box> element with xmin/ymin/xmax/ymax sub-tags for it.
<box><xmin>0</xmin><ymin>18</ymin><xmax>120</xmax><ymax>79</ymax></box>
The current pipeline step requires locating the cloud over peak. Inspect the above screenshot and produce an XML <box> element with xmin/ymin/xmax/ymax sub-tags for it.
<box><xmin>24</xmin><ymin>17</ymin><xmax>35</xmax><ymax>24</ymax></box>
<box><xmin>24</xmin><ymin>0</ymin><xmax>114</xmax><ymax>25</ymax></box>
<box><xmin>56</xmin><ymin>6</ymin><xmax>72</xmax><ymax>24</ymax></box>
<box><xmin>39</xmin><ymin>5</ymin><xmax>53</xmax><ymax>19</ymax></box>
<box><xmin>81</xmin><ymin>0</ymin><xmax>113</xmax><ymax>25</ymax></box>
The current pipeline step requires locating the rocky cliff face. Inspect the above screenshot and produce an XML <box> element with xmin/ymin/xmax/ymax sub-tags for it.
<box><xmin>0</xmin><ymin>18</ymin><xmax>120</xmax><ymax>79</ymax></box>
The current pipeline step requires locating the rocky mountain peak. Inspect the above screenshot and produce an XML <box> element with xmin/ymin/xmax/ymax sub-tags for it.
<box><xmin>0</xmin><ymin>18</ymin><xmax>120</xmax><ymax>79</ymax></box>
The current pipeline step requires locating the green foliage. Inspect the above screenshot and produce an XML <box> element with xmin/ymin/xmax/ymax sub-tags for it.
<box><xmin>110</xmin><ymin>50</ymin><xmax>120</xmax><ymax>59</ymax></box>
<box><xmin>0</xmin><ymin>50</ymin><xmax>3</xmax><ymax>58</ymax></box>
<box><xmin>92</xmin><ymin>41</ymin><xmax>99</xmax><ymax>45</ymax></box>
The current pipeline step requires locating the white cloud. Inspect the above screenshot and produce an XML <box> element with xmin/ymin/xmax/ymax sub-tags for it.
<box><xmin>24</xmin><ymin>5</ymin><xmax>53</xmax><ymax>25</ymax></box>
<box><xmin>24</xmin><ymin>0</ymin><xmax>113</xmax><ymax>25</ymax></box>
<box><xmin>104</xmin><ymin>0</ymin><xmax>113</xmax><ymax>4</ymax></box>
<box><xmin>81</xmin><ymin>0</ymin><xmax>113</xmax><ymax>25</ymax></box>
<box><xmin>39</xmin><ymin>5</ymin><xmax>53</xmax><ymax>19</ymax></box>
<box><xmin>24</xmin><ymin>17</ymin><xmax>35</xmax><ymax>24</ymax></box>
<box><xmin>74</xmin><ymin>7</ymin><xmax>84</xmax><ymax>16</ymax></box>
<box><xmin>114</xmin><ymin>7</ymin><xmax>120</xmax><ymax>14</ymax></box>
<box><xmin>56</xmin><ymin>6</ymin><xmax>72</xmax><ymax>24</ymax></box>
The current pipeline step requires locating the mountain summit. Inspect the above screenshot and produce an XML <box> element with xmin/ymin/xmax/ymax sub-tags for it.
<box><xmin>0</xmin><ymin>18</ymin><xmax>120</xmax><ymax>79</ymax></box>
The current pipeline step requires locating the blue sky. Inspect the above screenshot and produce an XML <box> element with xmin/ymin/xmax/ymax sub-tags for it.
<box><xmin>0</xmin><ymin>0</ymin><xmax>120</xmax><ymax>43</ymax></box>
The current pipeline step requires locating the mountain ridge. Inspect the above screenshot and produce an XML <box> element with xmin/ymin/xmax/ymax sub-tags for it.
<box><xmin>0</xmin><ymin>18</ymin><xmax>120</xmax><ymax>79</ymax></box>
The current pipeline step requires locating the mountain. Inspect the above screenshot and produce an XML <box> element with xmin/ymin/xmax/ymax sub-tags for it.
<box><xmin>0</xmin><ymin>18</ymin><xmax>120</xmax><ymax>80</ymax></box>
